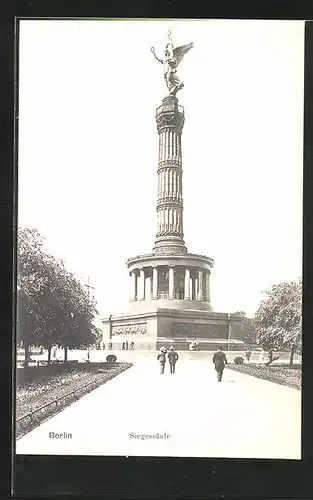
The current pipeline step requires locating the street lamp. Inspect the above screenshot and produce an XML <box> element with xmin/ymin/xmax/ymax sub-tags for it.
<box><xmin>83</xmin><ymin>276</ymin><xmax>95</xmax><ymax>360</ymax></box>
<box><xmin>109</xmin><ymin>314</ymin><xmax>112</xmax><ymax>350</ymax></box>
<box><xmin>227</xmin><ymin>313</ymin><xmax>231</xmax><ymax>351</ymax></box>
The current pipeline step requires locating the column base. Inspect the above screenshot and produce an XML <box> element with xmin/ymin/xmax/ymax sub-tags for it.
<box><xmin>153</xmin><ymin>236</ymin><xmax>187</xmax><ymax>255</ymax></box>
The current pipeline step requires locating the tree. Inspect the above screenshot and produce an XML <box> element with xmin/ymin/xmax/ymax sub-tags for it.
<box><xmin>253</xmin><ymin>278</ymin><xmax>302</xmax><ymax>366</ymax></box>
<box><xmin>43</xmin><ymin>260</ymin><xmax>97</xmax><ymax>361</ymax></box>
<box><xmin>17</xmin><ymin>229</ymin><xmax>55</xmax><ymax>365</ymax></box>
<box><xmin>17</xmin><ymin>228</ymin><xmax>98</xmax><ymax>365</ymax></box>
<box><xmin>234</xmin><ymin>311</ymin><xmax>257</xmax><ymax>346</ymax></box>
<box><xmin>92</xmin><ymin>327</ymin><xmax>103</xmax><ymax>348</ymax></box>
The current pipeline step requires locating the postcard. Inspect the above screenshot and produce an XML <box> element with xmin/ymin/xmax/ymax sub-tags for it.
<box><xmin>15</xmin><ymin>18</ymin><xmax>303</xmax><ymax>460</ymax></box>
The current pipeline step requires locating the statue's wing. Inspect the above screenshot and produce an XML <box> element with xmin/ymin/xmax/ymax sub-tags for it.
<box><xmin>173</xmin><ymin>42</ymin><xmax>194</xmax><ymax>66</ymax></box>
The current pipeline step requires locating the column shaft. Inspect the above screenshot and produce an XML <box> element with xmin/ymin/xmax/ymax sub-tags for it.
<box><xmin>131</xmin><ymin>272</ymin><xmax>137</xmax><ymax>301</ymax></box>
<box><xmin>198</xmin><ymin>270</ymin><xmax>204</xmax><ymax>301</ymax></box>
<box><xmin>169</xmin><ymin>267</ymin><xmax>174</xmax><ymax>299</ymax></box>
<box><xmin>206</xmin><ymin>271</ymin><xmax>211</xmax><ymax>302</ymax></box>
<box><xmin>152</xmin><ymin>267</ymin><xmax>158</xmax><ymax>299</ymax></box>
<box><xmin>195</xmin><ymin>278</ymin><xmax>198</xmax><ymax>300</ymax></box>
<box><xmin>139</xmin><ymin>269</ymin><xmax>145</xmax><ymax>300</ymax></box>
<box><xmin>184</xmin><ymin>269</ymin><xmax>191</xmax><ymax>300</ymax></box>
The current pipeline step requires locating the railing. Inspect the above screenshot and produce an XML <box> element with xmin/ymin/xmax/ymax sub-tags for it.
<box><xmin>155</xmin><ymin>103</ymin><xmax>184</xmax><ymax>116</ymax></box>
<box><xmin>16</xmin><ymin>364</ymin><xmax>132</xmax><ymax>439</ymax></box>
<box><xmin>157</xmin><ymin>293</ymin><xmax>184</xmax><ymax>300</ymax></box>
<box><xmin>17</xmin><ymin>376</ymin><xmax>104</xmax><ymax>425</ymax></box>
<box><xmin>126</xmin><ymin>253</ymin><xmax>214</xmax><ymax>263</ymax></box>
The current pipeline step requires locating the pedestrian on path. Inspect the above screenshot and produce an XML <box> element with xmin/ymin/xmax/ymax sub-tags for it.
<box><xmin>157</xmin><ymin>347</ymin><xmax>167</xmax><ymax>374</ymax></box>
<box><xmin>212</xmin><ymin>346</ymin><xmax>228</xmax><ymax>382</ymax></box>
<box><xmin>168</xmin><ymin>346</ymin><xmax>179</xmax><ymax>374</ymax></box>
<box><xmin>245</xmin><ymin>349</ymin><xmax>252</xmax><ymax>363</ymax></box>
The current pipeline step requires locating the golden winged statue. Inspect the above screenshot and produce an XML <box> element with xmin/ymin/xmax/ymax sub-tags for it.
<box><xmin>151</xmin><ymin>30</ymin><xmax>194</xmax><ymax>96</ymax></box>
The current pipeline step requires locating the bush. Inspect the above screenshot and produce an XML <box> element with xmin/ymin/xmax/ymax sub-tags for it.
<box><xmin>233</xmin><ymin>356</ymin><xmax>244</xmax><ymax>365</ymax></box>
<box><xmin>106</xmin><ymin>354</ymin><xmax>117</xmax><ymax>363</ymax></box>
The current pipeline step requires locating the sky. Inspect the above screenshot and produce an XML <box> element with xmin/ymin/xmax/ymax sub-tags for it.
<box><xmin>18</xmin><ymin>19</ymin><xmax>304</xmax><ymax>321</ymax></box>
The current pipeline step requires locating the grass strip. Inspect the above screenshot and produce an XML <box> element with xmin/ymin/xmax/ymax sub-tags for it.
<box><xmin>228</xmin><ymin>363</ymin><xmax>301</xmax><ymax>390</ymax></box>
<box><xmin>16</xmin><ymin>362</ymin><xmax>132</xmax><ymax>439</ymax></box>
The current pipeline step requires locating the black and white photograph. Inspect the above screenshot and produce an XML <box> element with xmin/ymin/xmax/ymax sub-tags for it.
<box><xmin>15</xmin><ymin>18</ymin><xmax>303</xmax><ymax>459</ymax></box>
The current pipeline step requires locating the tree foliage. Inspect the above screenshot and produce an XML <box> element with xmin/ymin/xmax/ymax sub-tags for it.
<box><xmin>234</xmin><ymin>311</ymin><xmax>257</xmax><ymax>346</ymax></box>
<box><xmin>17</xmin><ymin>228</ymin><xmax>98</xmax><ymax>364</ymax></box>
<box><xmin>253</xmin><ymin>278</ymin><xmax>302</xmax><ymax>365</ymax></box>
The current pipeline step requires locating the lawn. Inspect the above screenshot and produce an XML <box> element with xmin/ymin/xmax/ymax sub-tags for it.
<box><xmin>15</xmin><ymin>362</ymin><xmax>132</xmax><ymax>438</ymax></box>
<box><xmin>228</xmin><ymin>363</ymin><xmax>301</xmax><ymax>390</ymax></box>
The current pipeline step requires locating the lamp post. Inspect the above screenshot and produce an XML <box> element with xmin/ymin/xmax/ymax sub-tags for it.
<box><xmin>227</xmin><ymin>313</ymin><xmax>231</xmax><ymax>351</ymax></box>
<box><xmin>109</xmin><ymin>314</ymin><xmax>112</xmax><ymax>350</ymax></box>
<box><xmin>83</xmin><ymin>276</ymin><xmax>95</xmax><ymax>360</ymax></box>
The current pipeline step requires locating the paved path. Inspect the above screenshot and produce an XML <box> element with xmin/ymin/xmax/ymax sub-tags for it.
<box><xmin>16</xmin><ymin>359</ymin><xmax>301</xmax><ymax>459</ymax></box>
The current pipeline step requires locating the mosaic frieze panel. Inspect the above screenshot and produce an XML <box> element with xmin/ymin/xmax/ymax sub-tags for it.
<box><xmin>112</xmin><ymin>323</ymin><xmax>147</xmax><ymax>336</ymax></box>
<box><xmin>172</xmin><ymin>322</ymin><xmax>228</xmax><ymax>339</ymax></box>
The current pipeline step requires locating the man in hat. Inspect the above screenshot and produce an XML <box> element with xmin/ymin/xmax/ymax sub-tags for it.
<box><xmin>157</xmin><ymin>347</ymin><xmax>167</xmax><ymax>374</ymax></box>
<box><xmin>212</xmin><ymin>345</ymin><xmax>228</xmax><ymax>382</ymax></box>
<box><xmin>168</xmin><ymin>346</ymin><xmax>179</xmax><ymax>374</ymax></box>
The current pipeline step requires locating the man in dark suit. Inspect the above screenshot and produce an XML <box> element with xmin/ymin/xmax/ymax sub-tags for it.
<box><xmin>168</xmin><ymin>346</ymin><xmax>179</xmax><ymax>374</ymax></box>
<box><xmin>157</xmin><ymin>347</ymin><xmax>167</xmax><ymax>374</ymax></box>
<box><xmin>212</xmin><ymin>346</ymin><xmax>228</xmax><ymax>382</ymax></box>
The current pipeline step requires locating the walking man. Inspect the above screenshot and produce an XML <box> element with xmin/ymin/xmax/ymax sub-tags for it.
<box><xmin>245</xmin><ymin>348</ymin><xmax>252</xmax><ymax>363</ymax></box>
<box><xmin>157</xmin><ymin>347</ymin><xmax>167</xmax><ymax>375</ymax></box>
<box><xmin>168</xmin><ymin>346</ymin><xmax>179</xmax><ymax>374</ymax></box>
<box><xmin>212</xmin><ymin>346</ymin><xmax>228</xmax><ymax>382</ymax></box>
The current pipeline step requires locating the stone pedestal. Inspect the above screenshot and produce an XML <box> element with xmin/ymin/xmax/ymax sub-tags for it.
<box><xmin>102</xmin><ymin>309</ymin><xmax>244</xmax><ymax>351</ymax></box>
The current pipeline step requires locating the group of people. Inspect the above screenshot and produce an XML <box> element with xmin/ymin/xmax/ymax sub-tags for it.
<box><xmin>122</xmin><ymin>341</ymin><xmax>135</xmax><ymax>351</ymax></box>
<box><xmin>100</xmin><ymin>341</ymin><xmax>135</xmax><ymax>351</ymax></box>
<box><xmin>157</xmin><ymin>345</ymin><xmax>229</xmax><ymax>381</ymax></box>
<box><xmin>245</xmin><ymin>348</ymin><xmax>277</xmax><ymax>364</ymax></box>
<box><xmin>157</xmin><ymin>347</ymin><xmax>179</xmax><ymax>374</ymax></box>
<box><xmin>189</xmin><ymin>340</ymin><xmax>200</xmax><ymax>351</ymax></box>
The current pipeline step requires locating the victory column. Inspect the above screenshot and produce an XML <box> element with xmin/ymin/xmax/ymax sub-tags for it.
<box><xmin>102</xmin><ymin>30</ymin><xmax>244</xmax><ymax>351</ymax></box>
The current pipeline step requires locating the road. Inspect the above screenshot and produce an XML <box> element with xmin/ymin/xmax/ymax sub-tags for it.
<box><xmin>16</xmin><ymin>357</ymin><xmax>301</xmax><ymax>459</ymax></box>
<box><xmin>16</xmin><ymin>347</ymin><xmax>302</xmax><ymax>365</ymax></box>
